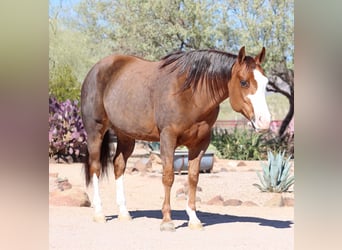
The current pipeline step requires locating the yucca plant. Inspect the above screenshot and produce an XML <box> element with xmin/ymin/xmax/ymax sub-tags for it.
<box><xmin>253</xmin><ymin>151</ymin><xmax>294</xmax><ymax>193</ymax></box>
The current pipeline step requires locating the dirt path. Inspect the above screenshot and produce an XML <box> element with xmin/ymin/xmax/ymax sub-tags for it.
<box><xmin>49</xmin><ymin>148</ymin><xmax>294</xmax><ymax>250</ymax></box>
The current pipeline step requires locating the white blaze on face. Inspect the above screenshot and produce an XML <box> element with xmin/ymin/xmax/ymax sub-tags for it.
<box><xmin>247</xmin><ymin>69</ymin><xmax>271</xmax><ymax>130</ymax></box>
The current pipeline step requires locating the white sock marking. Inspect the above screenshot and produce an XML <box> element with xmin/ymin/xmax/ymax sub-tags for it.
<box><xmin>116</xmin><ymin>176</ymin><xmax>129</xmax><ymax>216</ymax></box>
<box><xmin>186</xmin><ymin>202</ymin><xmax>201</xmax><ymax>224</ymax></box>
<box><xmin>92</xmin><ymin>173</ymin><xmax>102</xmax><ymax>214</ymax></box>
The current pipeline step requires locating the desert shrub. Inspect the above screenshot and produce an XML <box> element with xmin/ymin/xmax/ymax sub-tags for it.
<box><xmin>210</xmin><ymin>125</ymin><xmax>294</xmax><ymax>160</ymax></box>
<box><xmin>211</xmin><ymin>126</ymin><xmax>266</xmax><ymax>160</ymax></box>
<box><xmin>49</xmin><ymin>64</ymin><xmax>81</xmax><ymax>102</ymax></box>
<box><xmin>49</xmin><ymin>96</ymin><xmax>87</xmax><ymax>163</ymax></box>
<box><xmin>262</xmin><ymin>132</ymin><xmax>294</xmax><ymax>159</ymax></box>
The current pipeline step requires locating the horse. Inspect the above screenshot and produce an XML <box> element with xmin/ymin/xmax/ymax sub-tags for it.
<box><xmin>81</xmin><ymin>46</ymin><xmax>271</xmax><ymax>231</ymax></box>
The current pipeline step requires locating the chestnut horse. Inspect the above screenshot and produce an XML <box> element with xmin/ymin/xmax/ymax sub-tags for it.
<box><xmin>81</xmin><ymin>46</ymin><xmax>271</xmax><ymax>231</ymax></box>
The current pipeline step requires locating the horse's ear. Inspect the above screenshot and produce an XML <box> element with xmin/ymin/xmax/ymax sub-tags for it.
<box><xmin>238</xmin><ymin>46</ymin><xmax>246</xmax><ymax>64</ymax></box>
<box><xmin>255</xmin><ymin>47</ymin><xmax>266</xmax><ymax>64</ymax></box>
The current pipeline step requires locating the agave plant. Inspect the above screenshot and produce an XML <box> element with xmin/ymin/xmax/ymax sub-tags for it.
<box><xmin>253</xmin><ymin>151</ymin><xmax>294</xmax><ymax>193</ymax></box>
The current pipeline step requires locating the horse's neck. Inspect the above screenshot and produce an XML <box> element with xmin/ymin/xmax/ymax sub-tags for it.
<box><xmin>193</xmin><ymin>86</ymin><xmax>229</xmax><ymax>115</ymax></box>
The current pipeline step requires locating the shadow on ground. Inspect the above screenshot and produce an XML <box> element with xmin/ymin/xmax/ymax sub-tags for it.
<box><xmin>106</xmin><ymin>209</ymin><xmax>293</xmax><ymax>229</ymax></box>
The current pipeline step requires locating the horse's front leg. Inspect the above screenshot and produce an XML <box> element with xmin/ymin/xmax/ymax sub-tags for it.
<box><xmin>186</xmin><ymin>136</ymin><xmax>211</xmax><ymax>229</ymax></box>
<box><xmin>159</xmin><ymin>130</ymin><xmax>176</xmax><ymax>231</ymax></box>
<box><xmin>186</xmin><ymin>151</ymin><xmax>203</xmax><ymax>229</ymax></box>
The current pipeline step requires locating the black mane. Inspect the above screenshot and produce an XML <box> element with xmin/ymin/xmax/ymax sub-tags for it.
<box><xmin>160</xmin><ymin>49</ymin><xmax>238</xmax><ymax>99</ymax></box>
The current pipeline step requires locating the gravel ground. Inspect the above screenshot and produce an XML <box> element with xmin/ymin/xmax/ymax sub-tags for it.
<box><xmin>49</xmin><ymin>147</ymin><xmax>294</xmax><ymax>250</ymax></box>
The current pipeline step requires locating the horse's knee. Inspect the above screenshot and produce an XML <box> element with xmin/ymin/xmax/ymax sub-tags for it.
<box><xmin>162</xmin><ymin>168</ymin><xmax>174</xmax><ymax>187</ymax></box>
<box><xmin>188</xmin><ymin>168</ymin><xmax>199</xmax><ymax>187</ymax></box>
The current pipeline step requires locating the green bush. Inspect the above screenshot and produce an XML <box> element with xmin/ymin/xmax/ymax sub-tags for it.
<box><xmin>210</xmin><ymin>125</ymin><xmax>294</xmax><ymax>160</ymax></box>
<box><xmin>253</xmin><ymin>150</ymin><xmax>294</xmax><ymax>193</ymax></box>
<box><xmin>49</xmin><ymin>64</ymin><xmax>81</xmax><ymax>102</ymax></box>
<box><xmin>211</xmin><ymin>127</ymin><xmax>266</xmax><ymax>160</ymax></box>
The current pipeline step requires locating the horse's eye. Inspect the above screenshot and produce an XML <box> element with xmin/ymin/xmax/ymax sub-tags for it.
<box><xmin>240</xmin><ymin>80</ymin><xmax>249</xmax><ymax>88</ymax></box>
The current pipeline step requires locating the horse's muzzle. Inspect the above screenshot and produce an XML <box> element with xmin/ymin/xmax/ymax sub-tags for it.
<box><xmin>249</xmin><ymin>116</ymin><xmax>271</xmax><ymax>133</ymax></box>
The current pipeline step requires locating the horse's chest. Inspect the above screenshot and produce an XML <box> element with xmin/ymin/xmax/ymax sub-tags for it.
<box><xmin>178</xmin><ymin>121</ymin><xmax>211</xmax><ymax>146</ymax></box>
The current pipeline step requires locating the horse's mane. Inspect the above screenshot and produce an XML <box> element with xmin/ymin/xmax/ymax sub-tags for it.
<box><xmin>159</xmin><ymin>49</ymin><xmax>238</xmax><ymax>100</ymax></box>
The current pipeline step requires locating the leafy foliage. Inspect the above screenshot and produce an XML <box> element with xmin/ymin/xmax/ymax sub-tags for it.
<box><xmin>211</xmin><ymin>127</ymin><xmax>265</xmax><ymax>160</ymax></box>
<box><xmin>210</xmin><ymin>125</ymin><xmax>294</xmax><ymax>160</ymax></box>
<box><xmin>253</xmin><ymin>151</ymin><xmax>294</xmax><ymax>193</ymax></box>
<box><xmin>49</xmin><ymin>96</ymin><xmax>87</xmax><ymax>163</ymax></box>
<box><xmin>49</xmin><ymin>64</ymin><xmax>81</xmax><ymax>102</ymax></box>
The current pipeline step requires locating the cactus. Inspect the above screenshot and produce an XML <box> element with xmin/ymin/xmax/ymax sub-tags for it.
<box><xmin>253</xmin><ymin>151</ymin><xmax>294</xmax><ymax>193</ymax></box>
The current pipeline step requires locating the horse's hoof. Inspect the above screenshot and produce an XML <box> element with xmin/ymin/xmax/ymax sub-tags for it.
<box><xmin>188</xmin><ymin>222</ymin><xmax>203</xmax><ymax>230</ymax></box>
<box><xmin>160</xmin><ymin>221</ymin><xmax>176</xmax><ymax>232</ymax></box>
<box><xmin>118</xmin><ymin>213</ymin><xmax>132</xmax><ymax>221</ymax></box>
<box><xmin>93</xmin><ymin>213</ymin><xmax>106</xmax><ymax>223</ymax></box>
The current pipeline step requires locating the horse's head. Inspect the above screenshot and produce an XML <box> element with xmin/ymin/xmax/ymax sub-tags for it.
<box><xmin>229</xmin><ymin>46</ymin><xmax>271</xmax><ymax>132</ymax></box>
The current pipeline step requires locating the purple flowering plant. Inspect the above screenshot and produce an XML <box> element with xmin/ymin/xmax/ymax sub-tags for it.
<box><xmin>49</xmin><ymin>96</ymin><xmax>87</xmax><ymax>163</ymax></box>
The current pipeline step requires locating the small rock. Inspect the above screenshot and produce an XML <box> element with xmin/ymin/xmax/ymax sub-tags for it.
<box><xmin>264</xmin><ymin>193</ymin><xmax>284</xmax><ymax>207</ymax></box>
<box><xmin>223</xmin><ymin>199</ymin><xmax>242</xmax><ymax>206</ymax></box>
<box><xmin>133</xmin><ymin>158</ymin><xmax>152</xmax><ymax>176</ymax></box>
<box><xmin>55</xmin><ymin>178</ymin><xmax>72</xmax><ymax>191</ymax></box>
<box><xmin>176</xmin><ymin>188</ymin><xmax>185</xmax><ymax>195</ymax></box>
<box><xmin>176</xmin><ymin>193</ymin><xmax>187</xmax><ymax>201</ymax></box>
<box><xmin>283</xmin><ymin>197</ymin><xmax>294</xmax><ymax>207</ymax></box>
<box><xmin>237</xmin><ymin>161</ymin><xmax>247</xmax><ymax>167</ymax></box>
<box><xmin>206</xmin><ymin>195</ymin><xmax>224</xmax><ymax>206</ymax></box>
<box><xmin>242</xmin><ymin>201</ymin><xmax>258</xmax><ymax>207</ymax></box>
<box><xmin>150</xmin><ymin>153</ymin><xmax>162</xmax><ymax>164</ymax></box>
<box><xmin>49</xmin><ymin>188</ymin><xmax>91</xmax><ymax>207</ymax></box>
<box><xmin>220</xmin><ymin>167</ymin><xmax>228</xmax><ymax>172</ymax></box>
<box><xmin>49</xmin><ymin>173</ymin><xmax>58</xmax><ymax>178</ymax></box>
<box><xmin>59</xmin><ymin>181</ymin><xmax>72</xmax><ymax>191</ymax></box>
<box><xmin>181</xmin><ymin>184</ymin><xmax>202</xmax><ymax>193</ymax></box>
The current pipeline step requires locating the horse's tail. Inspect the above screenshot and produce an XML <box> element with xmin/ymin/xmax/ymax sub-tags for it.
<box><xmin>84</xmin><ymin>130</ymin><xmax>111</xmax><ymax>187</ymax></box>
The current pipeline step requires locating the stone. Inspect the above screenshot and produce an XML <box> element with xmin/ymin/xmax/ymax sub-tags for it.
<box><xmin>132</xmin><ymin>158</ymin><xmax>152</xmax><ymax>176</ymax></box>
<box><xmin>206</xmin><ymin>195</ymin><xmax>224</xmax><ymax>206</ymax></box>
<box><xmin>264</xmin><ymin>193</ymin><xmax>284</xmax><ymax>207</ymax></box>
<box><xmin>55</xmin><ymin>178</ymin><xmax>72</xmax><ymax>191</ymax></box>
<box><xmin>49</xmin><ymin>173</ymin><xmax>58</xmax><ymax>178</ymax></box>
<box><xmin>223</xmin><ymin>199</ymin><xmax>243</xmax><ymax>206</ymax></box>
<box><xmin>176</xmin><ymin>193</ymin><xmax>187</xmax><ymax>201</ymax></box>
<box><xmin>49</xmin><ymin>188</ymin><xmax>91</xmax><ymax>207</ymax></box>
<box><xmin>242</xmin><ymin>201</ymin><xmax>258</xmax><ymax>207</ymax></box>
<box><xmin>150</xmin><ymin>153</ymin><xmax>162</xmax><ymax>164</ymax></box>
<box><xmin>176</xmin><ymin>188</ymin><xmax>185</xmax><ymax>196</ymax></box>
<box><xmin>283</xmin><ymin>197</ymin><xmax>295</xmax><ymax>207</ymax></box>
<box><xmin>237</xmin><ymin>161</ymin><xmax>247</xmax><ymax>167</ymax></box>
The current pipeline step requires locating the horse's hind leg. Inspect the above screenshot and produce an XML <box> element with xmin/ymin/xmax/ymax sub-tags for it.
<box><xmin>86</xmin><ymin>125</ymin><xmax>108</xmax><ymax>223</ymax></box>
<box><xmin>186</xmin><ymin>135</ymin><xmax>211</xmax><ymax>230</ymax></box>
<box><xmin>113</xmin><ymin>133</ymin><xmax>135</xmax><ymax>220</ymax></box>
